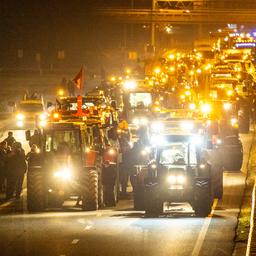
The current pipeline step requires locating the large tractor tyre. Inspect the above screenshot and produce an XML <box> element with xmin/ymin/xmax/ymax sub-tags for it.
<box><xmin>144</xmin><ymin>184</ymin><xmax>162</xmax><ymax>217</ymax></box>
<box><xmin>133</xmin><ymin>186</ymin><xmax>144</xmax><ymax>211</ymax></box>
<box><xmin>98</xmin><ymin>183</ymin><xmax>104</xmax><ymax>208</ymax></box>
<box><xmin>27</xmin><ymin>170</ymin><xmax>45</xmax><ymax>212</ymax></box>
<box><xmin>193</xmin><ymin>179</ymin><xmax>212</xmax><ymax>217</ymax></box>
<box><xmin>214</xmin><ymin>170</ymin><xmax>223</xmax><ymax>199</ymax></box>
<box><xmin>81</xmin><ymin>170</ymin><xmax>98</xmax><ymax>211</ymax></box>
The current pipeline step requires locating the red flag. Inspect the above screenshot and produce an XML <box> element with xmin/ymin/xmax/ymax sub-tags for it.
<box><xmin>73</xmin><ymin>66</ymin><xmax>85</xmax><ymax>90</ymax></box>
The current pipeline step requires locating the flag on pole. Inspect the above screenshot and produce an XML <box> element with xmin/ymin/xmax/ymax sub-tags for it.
<box><xmin>73</xmin><ymin>65</ymin><xmax>85</xmax><ymax>90</ymax></box>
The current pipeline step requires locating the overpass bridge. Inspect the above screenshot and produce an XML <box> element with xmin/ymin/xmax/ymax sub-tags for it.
<box><xmin>97</xmin><ymin>8</ymin><xmax>256</xmax><ymax>25</ymax></box>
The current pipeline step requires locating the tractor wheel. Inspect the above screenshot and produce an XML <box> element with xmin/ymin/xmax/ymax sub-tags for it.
<box><xmin>27</xmin><ymin>170</ymin><xmax>45</xmax><ymax>212</ymax></box>
<box><xmin>82</xmin><ymin>170</ymin><xmax>98</xmax><ymax>211</ymax></box>
<box><xmin>193</xmin><ymin>179</ymin><xmax>212</xmax><ymax>217</ymax></box>
<box><xmin>133</xmin><ymin>186</ymin><xmax>144</xmax><ymax>210</ymax></box>
<box><xmin>144</xmin><ymin>183</ymin><xmax>162</xmax><ymax>217</ymax></box>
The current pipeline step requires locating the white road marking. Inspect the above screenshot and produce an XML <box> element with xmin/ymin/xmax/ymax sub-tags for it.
<box><xmin>191</xmin><ymin>199</ymin><xmax>218</xmax><ymax>256</ymax></box>
<box><xmin>84</xmin><ymin>225</ymin><xmax>93</xmax><ymax>230</ymax></box>
<box><xmin>0</xmin><ymin>201</ymin><xmax>12</xmax><ymax>208</ymax></box>
<box><xmin>71</xmin><ymin>239</ymin><xmax>80</xmax><ymax>245</ymax></box>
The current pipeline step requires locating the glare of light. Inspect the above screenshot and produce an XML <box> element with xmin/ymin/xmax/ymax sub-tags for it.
<box><xmin>227</xmin><ymin>90</ymin><xmax>233</xmax><ymax>96</ymax></box>
<box><xmin>190</xmin><ymin>70</ymin><xmax>195</xmax><ymax>76</ymax></box>
<box><xmin>58</xmin><ymin>89</ymin><xmax>64</xmax><ymax>96</ymax></box>
<box><xmin>108</xmin><ymin>149</ymin><xmax>115</xmax><ymax>155</ymax></box>
<box><xmin>16</xmin><ymin>113</ymin><xmax>25</xmax><ymax>120</ymax></box>
<box><xmin>151</xmin><ymin>164</ymin><xmax>157</xmax><ymax>169</ymax></box>
<box><xmin>53</xmin><ymin>112</ymin><xmax>60</xmax><ymax>119</ymax></box>
<box><xmin>17</xmin><ymin>121</ymin><xmax>24</xmax><ymax>127</ymax></box>
<box><xmin>124</xmin><ymin>80</ymin><xmax>137</xmax><ymax>90</ymax></box>
<box><xmin>190</xmin><ymin>135</ymin><xmax>203</xmax><ymax>145</ymax></box>
<box><xmin>141</xmin><ymin>150</ymin><xmax>147</xmax><ymax>156</ymax></box>
<box><xmin>151</xmin><ymin>122</ymin><xmax>164</xmax><ymax>131</ymax></box>
<box><xmin>200</xmin><ymin>103</ymin><xmax>211</xmax><ymax>114</ymax></box>
<box><xmin>86</xmin><ymin>147</ymin><xmax>90</xmax><ymax>153</ymax></box>
<box><xmin>39</xmin><ymin>113</ymin><xmax>47</xmax><ymax>120</ymax></box>
<box><xmin>167</xmin><ymin>175</ymin><xmax>176</xmax><ymax>184</ymax></box>
<box><xmin>168</xmin><ymin>54</ymin><xmax>175</xmax><ymax>60</ymax></box>
<box><xmin>185</xmin><ymin>90</ymin><xmax>191</xmax><ymax>96</ymax></box>
<box><xmin>180</xmin><ymin>94</ymin><xmax>185</xmax><ymax>100</ymax></box>
<box><xmin>150</xmin><ymin>135</ymin><xmax>166</xmax><ymax>146</ymax></box>
<box><xmin>132</xmin><ymin>118</ymin><xmax>139</xmax><ymax>125</ymax></box>
<box><xmin>111</xmin><ymin>76</ymin><xmax>116</xmax><ymax>82</ymax></box>
<box><xmin>177</xmin><ymin>175</ymin><xmax>186</xmax><ymax>184</ymax></box>
<box><xmin>196</xmin><ymin>68</ymin><xmax>202</xmax><ymax>74</ymax></box>
<box><xmin>169</xmin><ymin>66</ymin><xmax>175</xmax><ymax>72</ymax></box>
<box><xmin>181</xmin><ymin>121</ymin><xmax>194</xmax><ymax>131</ymax></box>
<box><xmin>154</xmin><ymin>67</ymin><xmax>161</xmax><ymax>74</ymax></box>
<box><xmin>189</xmin><ymin>103</ymin><xmax>196</xmax><ymax>110</ymax></box>
<box><xmin>53</xmin><ymin>167</ymin><xmax>72</xmax><ymax>181</ymax></box>
<box><xmin>126</xmin><ymin>68</ymin><xmax>131</xmax><ymax>74</ymax></box>
<box><xmin>223</xmin><ymin>102</ymin><xmax>232</xmax><ymax>111</ymax></box>
<box><xmin>140</xmin><ymin>118</ymin><xmax>148</xmax><ymax>125</ymax></box>
<box><xmin>39</xmin><ymin>120</ymin><xmax>47</xmax><ymax>127</ymax></box>
<box><xmin>231</xmin><ymin>118</ymin><xmax>238</xmax><ymax>127</ymax></box>
<box><xmin>199</xmin><ymin>164</ymin><xmax>205</xmax><ymax>169</ymax></box>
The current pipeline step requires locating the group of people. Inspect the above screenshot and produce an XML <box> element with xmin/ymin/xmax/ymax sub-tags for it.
<box><xmin>0</xmin><ymin>132</ymin><xmax>27</xmax><ymax>200</ymax></box>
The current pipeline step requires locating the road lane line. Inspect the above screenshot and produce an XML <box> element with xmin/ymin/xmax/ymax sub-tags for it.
<box><xmin>0</xmin><ymin>201</ymin><xmax>12</xmax><ymax>208</ymax></box>
<box><xmin>246</xmin><ymin>183</ymin><xmax>256</xmax><ymax>256</ymax></box>
<box><xmin>71</xmin><ymin>239</ymin><xmax>80</xmax><ymax>245</ymax></box>
<box><xmin>191</xmin><ymin>199</ymin><xmax>218</xmax><ymax>256</ymax></box>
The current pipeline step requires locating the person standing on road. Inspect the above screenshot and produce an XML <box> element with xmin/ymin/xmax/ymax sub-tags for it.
<box><xmin>0</xmin><ymin>141</ymin><xmax>7</xmax><ymax>193</ymax></box>
<box><xmin>29</xmin><ymin>129</ymin><xmax>41</xmax><ymax>148</ymax></box>
<box><xmin>4</xmin><ymin>131</ymin><xmax>16</xmax><ymax>147</ymax></box>
<box><xmin>6</xmin><ymin>142</ymin><xmax>27</xmax><ymax>200</ymax></box>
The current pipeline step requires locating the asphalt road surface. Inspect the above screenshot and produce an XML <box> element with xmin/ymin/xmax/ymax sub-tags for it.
<box><xmin>0</xmin><ymin>119</ymin><xmax>253</xmax><ymax>256</ymax></box>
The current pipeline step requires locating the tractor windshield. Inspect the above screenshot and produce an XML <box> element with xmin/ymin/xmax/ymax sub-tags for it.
<box><xmin>129</xmin><ymin>92</ymin><xmax>152</xmax><ymax>109</ymax></box>
<box><xmin>45</xmin><ymin>129</ymin><xmax>81</xmax><ymax>154</ymax></box>
<box><xmin>159</xmin><ymin>143</ymin><xmax>197</xmax><ymax>166</ymax></box>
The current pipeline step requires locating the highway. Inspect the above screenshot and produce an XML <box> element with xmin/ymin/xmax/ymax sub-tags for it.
<box><xmin>0</xmin><ymin>118</ymin><xmax>253</xmax><ymax>256</ymax></box>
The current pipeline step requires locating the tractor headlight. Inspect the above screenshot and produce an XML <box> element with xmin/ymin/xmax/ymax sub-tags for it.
<box><xmin>140</xmin><ymin>118</ymin><xmax>148</xmax><ymax>125</ymax></box>
<box><xmin>16</xmin><ymin>113</ymin><xmax>25</xmax><ymax>120</ymax></box>
<box><xmin>132</xmin><ymin>118</ymin><xmax>139</xmax><ymax>125</ymax></box>
<box><xmin>167</xmin><ymin>175</ymin><xmax>186</xmax><ymax>184</ymax></box>
<box><xmin>181</xmin><ymin>121</ymin><xmax>194</xmax><ymax>132</ymax></box>
<box><xmin>223</xmin><ymin>102</ymin><xmax>232</xmax><ymax>111</ymax></box>
<box><xmin>231</xmin><ymin>118</ymin><xmax>238</xmax><ymax>127</ymax></box>
<box><xmin>200</xmin><ymin>103</ymin><xmax>211</xmax><ymax>114</ymax></box>
<box><xmin>53</xmin><ymin>167</ymin><xmax>72</xmax><ymax>181</ymax></box>
<box><xmin>151</xmin><ymin>122</ymin><xmax>164</xmax><ymax>132</ymax></box>
<box><xmin>39</xmin><ymin>113</ymin><xmax>47</xmax><ymax>121</ymax></box>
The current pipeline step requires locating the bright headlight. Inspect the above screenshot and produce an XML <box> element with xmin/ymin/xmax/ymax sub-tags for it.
<box><xmin>223</xmin><ymin>102</ymin><xmax>232</xmax><ymax>111</ymax></box>
<box><xmin>190</xmin><ymin>135</ymin><xmax>203</xmax><ymax>146</ymax></box>
<box><xmin>132</xmin><ymin>118</ymin><xmax>139</xmax><ymax>125</ymax></box>
<box><xmin>167</xmin><ymin>175</ymin><xmax>186</xmax><ymax>184</ymax></box>
<box><xmin>39</xmin><ymin>113</ymin><xmax>47</xmax><ymax>120</ymax></box>
<box><xmin>231</xmin><ymin>118</ymin><xmax>238</xmax><ymax>127</ymax></box>
<box><xmin>124</xmin><ymin>80</ymin><xmax>137</xmax><ymax>90</ymax></box>
<box><xmin>181</xmin><ymin>121</ymin><xmax>194</xmax><ymax>131</ymax></box>
<box><xmin>150</xmin><ymin>135</ymin><xmax>166</xmax><ymax>146</ymax></box>
<box><xmin>167</xmin><ymin>175</ymin><xmax>176</xmax><ymax>184</ymax></box>
<box><xmin>140</xmin><ymin>118</ymin><xmax>148</xmax><ymax>125</ymax></box>
<box><xmin>39</xmin><ymin>120</ymin><xmax>47</xmax><ymax>127</ymax></box>
<box><xmin>177</xmin><ymin>175</ymin><xmax>186</xmax><ymax>184</ymax></box>
<box><xmin>151</xmin><ymin>122</ymin><xmax>164</xmax><ymax>131</ymax></box>
<box><xmin>53</xmin><ymin>167</ymin><xmax>72</xmax><ymax>181</ymax></box>
<box><xmin>200</xmin><ymin>103</ymin><xmax>211</xmax><ymax>114</ymax></box>
<box><xmin>16</xmin><ymin>113</ymin><xmax>25</xmax><ymax>120</ymax></box>
<box><xmin>189</xmin><ymin>103</ymin><xmax>196</xmax><ymax>110</ymax></box>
